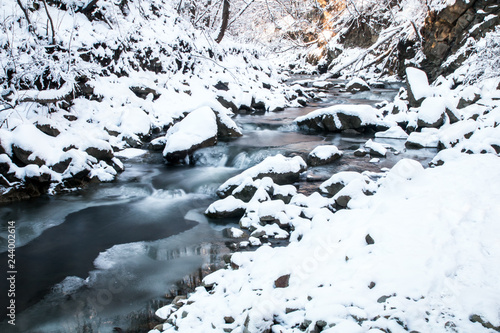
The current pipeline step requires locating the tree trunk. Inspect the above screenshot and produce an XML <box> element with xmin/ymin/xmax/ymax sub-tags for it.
<box><xmin>215</xmin><ymin>0</ymin><xmax>230</xmax><ymax>43</ymax></box>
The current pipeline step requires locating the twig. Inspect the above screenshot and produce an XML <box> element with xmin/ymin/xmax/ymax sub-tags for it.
<box><xmin>41</xmin><ymin>0</ymin><xmax>56</xmax><ymax>44</ymax></box>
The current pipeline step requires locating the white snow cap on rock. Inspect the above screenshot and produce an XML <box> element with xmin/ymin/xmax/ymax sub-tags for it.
<box><xmin>163</xmin><ymin>106</ymin><xmax>218</xmax><ymax>156</ymax></box>
<box><xmin>406</xmin><ymin>67</ymin><xmax>432</xmax><ymax>101</ymax></box>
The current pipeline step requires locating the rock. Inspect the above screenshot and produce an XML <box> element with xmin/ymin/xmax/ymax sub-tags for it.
<box><xmin>129</xmin><ymin>86</ymin><xmax>160</xmax><ymax>100</ymax></box>
<box><xmin>172</xmin><ymin>295</ymin><xmax>187</xmax><ymax>307</ymax></box>
<box><xmin>469</xmin><ymin>314</ymin><xmax>500</xmax><ymax>331</ymax></box>
<box><xmin>375</xmin><ymin>126</ymin><xmax>409</xmax><ymax>139</ymax></box>
<box><xmin>217</xmin><ymin>155</ymin><xmax>307</xmax><ymax>198</ymax></box>
<box><xmin>319</xmin><ymin>171</ymin><xmax>364</xmax><ymax>197</ymax></box>
<box><xmin>222</xmin><ymin>227</ymin><xmax>248</xmax><ymax>239</ymax></box>
<box><xmin>335</xmin><ymin>194</ymin><xmax>352</xmax><ymax>208</ymax></box>
<box><xmin>457</xmin><ymin>93</ymin><xmax>481</xmax><ymax>109</ymax></box>
<box><xmin>406</xmin><ymin>67</ymin><xmax>432</xmax><ymax>107</ymax></box>
<box><xmin>364</xmin><ymin>139</ymin><xmax>387</xmax><ymax>157</ymax></box>
<box><xmin>85</xmin><ymin>146</ymin><xmax>114</xmax><ymax>161</ymax></box>
<box><xmin>405</xmin><ymin>130</ymin><xmax>440</xmax><ymax>149</ymax></box>
<box><xmin>63</xmin><ymin>114</ymin><xmax>78</xmax><ymax>121</ymax></box>
<box><xmin>214</xmin><ymin>109</ymin><xmax>242</xmax><ymax>138</ymax></box>
<box><xmin>274</xmin><ymin>274</ymin><xmax>290</xmax><ymax>288</ymax></box>
<box><xmin>224</xmin><ymin>316</ymin><xmax>235</xmax><ymax>324</ymax></box>
<box><xmin>163</xmin><ymin>107</ymin><xmax>218</xmax><ymax>164</ymax></box>
<box><xmin>417</xmin><ymin>97</ymin><xmax>448</xmax><ymax>128</ymax></box>
<box><xmin>12</xmin><ymin>145</ymin><xmax>45</xmax><ymax>166</ymax></box>
<box><xmin>307</xmin><ymin>145</ymin><xmax>343</xmax><ymax>166</ymax></box>
<box><xmin>353</xmin><ymin>148</ymin><xmax>367</xmax><ymax>157</ymax></box>
<box><xmin>205</xmin><ymin>196</ymin><xmax>247</xmax><ymax>219</ymax></box>
<box><xmin>216</xmin><ymin>95</ymin><xmax>239</xmax><ymax>113</ymax></box>
<box><xmin>365</xmin><ymin>234</ymin><xmax>375</xmax><ymax>245</ymax></box>
<box><xmin>345</xmin><ymin>77</ymin><xmax>370</xmax><ymax>93</ymax></box>
<box><xmin>36</xmin><ymin>123</ymin><xmax>61</xmax><ymax>137</ymax></box>
<box><xmin>51</xmin><ymin>158</ymin><xmax>71</xmax><ymax>173</ymax></box>
<box><xmin>214</xmin><ymin>81</ymin><xmax>229</xmax><ymax>91</ymax></box>
<box><xmin>295</xmin><ymin>104</ymin><xmax>385</xmax><ymax>133</ymax></box>
<box><xmin>149</xmin><ymin>136</ymin><xmax>167</xmax><ymax>151</ymax></box>
<box><xmin>312</xmin><ymin>81</ymin><xmax>334</xmax><ymax>89</ymax></box>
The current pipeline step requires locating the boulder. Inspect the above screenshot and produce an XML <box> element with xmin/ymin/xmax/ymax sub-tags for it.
<box><xmin>36</xmin><ymin>123</ymin><xmax>61</xmax><ymax>137</ymax></box>
<box><xmin>307</xmin><ymin>145</ymin><xmax>343</xmax><ymax>166</ymax></box>
<box><xmin>214</xmin><ymin>109</ymin><xmax>242</xmax><ymax>138</ymax></box>
<box><xmin>85</xmin><ymin>145</ymin><xmax>114</xmax><ymax>161</ymax></box>
<box><xmin>295</xmin><ymin>104</ymin><xmax>386</xmax><ymax>133</ymax></box>
<box><xmin>405</xmin><ymin>67</ymin><xmax>432</xmax><ymax>107</ymax></box>
<box><xmin>12</xmin><ymin>145</ymin><xmax>45</xmax><ymax>166</ymax></box>
<box><xmin>364</xmin><ymin>139</ymin><xmax>387</xmax><ymax>157</ymax></box>
<box><xmin>345</xmin><ymin>77</ymin><xmax>370</xmax><ymax>93</ymax></box>
<box><xmin>163</xmin><ymin>107</ymin><xmax>218</xmax><ymax>164</ymax></box>
<box><xmin>205</xmin><ymin>196</ymin><xmax>247</xmax><ymax>219</ymax></box>
<box><xmin>405</xmin><ymin>130</ymin><xmax>440</xmax><ymax>149</ymax></box>
<box><xmin>417</xmin><ymin>97</ymin><xmax>447</xmax><ymax>128</ymax></box>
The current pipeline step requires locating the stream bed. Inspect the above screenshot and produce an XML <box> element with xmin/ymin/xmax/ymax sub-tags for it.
<box><xmin>0</xmin><ymin>80</ymin><xmax>437</xmax><ymax>332</ymax></box>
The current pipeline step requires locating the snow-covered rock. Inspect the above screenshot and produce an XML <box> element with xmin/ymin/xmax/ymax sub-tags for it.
<box><xmin>319</xmin><ymin>171</ymin><xmax>366</xmax><ymax>197</ymax></box>
<box><xmin>205</xmin><ymin>196</ymin><xmax>247</xmax><ymax>219</ymax></box>
<box><xmin>406</xmin><ymin>67</ymin><xmax>432</xmax><ymax>106</ymax></box>
<box><xmin>364</xmin><ymin>139</ymin><xmax>388</xmax><ymax>157</ymax></box>
<box><xmin>417</xmin><ymin>97</ymin><xmax>447</xmax><ymax>128</ymax></box>
<box><xmin>345</xmin><ymin>77</ymin><xmax>370</xmax><ymax>93</ymax></box>
<box><xmin>163</xmin><ymin>107</ymin><xmax>218</xmax><ymax>164</ymax></box>
<box><xmin>295</xmin><ymin>104</ymin><xmax>389</xmax><ymax>132</ymax></box>
<box><xmin>307</xmin><ymin>145</ymin><xmax>343</xmax><ymax>166</ymax></box>
<box><xmin>217</xmin><ymin>154</ymin><xmax>307</xmax><ymax>198</ymax></box>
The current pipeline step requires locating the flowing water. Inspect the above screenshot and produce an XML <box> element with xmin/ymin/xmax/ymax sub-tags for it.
<box><xmin>0</xmin><ymin>80</ymin><xmax>438</xmax><ymax>332</ymax></box>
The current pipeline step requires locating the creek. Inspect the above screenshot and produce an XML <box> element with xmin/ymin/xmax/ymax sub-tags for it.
<box><xmin>0</xmin><ymin>79</ymin><xmax>437</xmax><ymax>332</ymax></box>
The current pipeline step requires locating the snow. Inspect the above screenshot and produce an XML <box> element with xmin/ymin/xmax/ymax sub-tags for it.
<box><xmin>163</xmin><ymin>107</ymin><xmax>218</xmax><ymax>156</ymax></box>
<box><xmin>114</xmin><ymin>148</ymin><xmax>147</xmax><ymax>159</ymax></box>
<box><xmin>406</xmin><ymin>130</ymin><xmax>440</xmax><ymax>148</ymax></box>
<box><xmin>160</xmin><ymin>154</ymin><xmax>500</xmax><ymax>333</ymax></box>
<box><xmin>375</xmin><ymin>126</ymin><xmax>408</xmax><ymax>139</ymax></box>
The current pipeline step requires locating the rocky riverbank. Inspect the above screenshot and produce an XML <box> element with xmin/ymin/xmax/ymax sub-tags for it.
<box><xmin>150</xmin><ymin>68</ymin><xmax>500</xmax><ymax>332</ymax></box>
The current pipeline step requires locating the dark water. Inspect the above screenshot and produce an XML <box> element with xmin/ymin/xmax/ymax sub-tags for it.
<box><xmin>0</xmin><ymin>80</ymin><xmax>437</xmax><ymax>332</ymax></box>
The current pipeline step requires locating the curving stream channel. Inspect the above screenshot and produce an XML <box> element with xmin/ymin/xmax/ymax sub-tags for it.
<box><xmin>0</xmin><ymin>79</ymin><xmax>437</xmax><ymax>332</ymax></box>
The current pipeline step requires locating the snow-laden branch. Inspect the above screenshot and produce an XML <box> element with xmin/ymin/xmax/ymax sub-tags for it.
<box><xmin>328</xmin><ymin>24</ymin><xmax>409</xmax><ymax>75</ymax></box>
